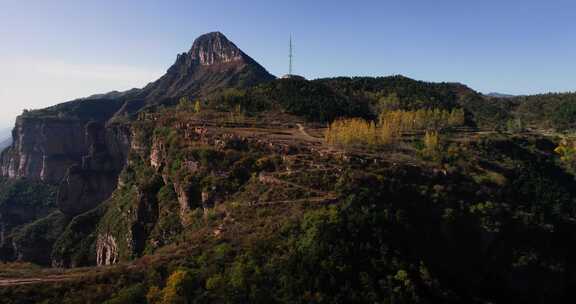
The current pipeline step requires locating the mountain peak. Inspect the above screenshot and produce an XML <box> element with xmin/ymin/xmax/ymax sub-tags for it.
<box><xmin>139</xmin><ymin>32</ymin><xmax>275</xmax><ymax>104</ymax></box>
<box><xmin>187</xmin><ymin>31</ymin><xmax>243</xmax><ymax>66</ymax></box>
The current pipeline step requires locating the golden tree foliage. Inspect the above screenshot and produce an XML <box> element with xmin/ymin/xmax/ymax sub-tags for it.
<box><xmin>146</xmin><ymin>286</ymin><xmax>163</xmax><ymax>304</ymax></box>
<box><xmin>225</xmin><ymin>104</ymin><xmax>245</xmax><ymax>123</ymax></box>
<box><xmin>325</xmin><ymin>118</ymin><xmax>380</xmax><ymax>146</ymax></box>
<box><xmin>555</xmin><ymin>138</ymin><xmax>576</xmax><ymax>170</ymax></box>
<box><xmin>325</xmin><ymin>108</ymin><xmax>464</xmax><ymax>148</ymax></box>
<box><xmin>422</xmin><ymin>131</ymin><xmax>441</xmax><ymax>161</ymax></box>
<box><xmin>447</xmin><ymin>108</ymin><xmax>466</xmax><ymax>127</ymax></box>
<box><xmin>379</xmin><ymin>108</ymin><xmax>465</xmax><ymax>132</ymax></box>
<box><xmin>380</xmin><ymin>119</ymin><xmax>396</xmax><ymax>145</ymax></box>
<box><xmin>423</xmin><ymin>131</ymin><xmax>440</xmax><ymax>151</ymax></box>
<box><xmin>194</xmin><ymin>100</ymin><xmax>202</xmax><ymax>113</ymax></box>
<box><xmin>147</xmin><ymin>270</ymin><xmax>195</xmax><ymax>304</ymax></box>
<box><xmin>178</xmin><ymin>96</ymin><xmax>202</xmax><ymax>113</ymax></box>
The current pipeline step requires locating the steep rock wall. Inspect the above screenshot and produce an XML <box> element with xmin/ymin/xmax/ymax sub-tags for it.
<box><xmin>0</xmin><ymin>117</ymin><xmax>89</xmax><ymax>183</ymax></box>
<box><xmin>57</xmin><ymin>122</ymin><xmax>131</xmax><ymax>215</ymax></box>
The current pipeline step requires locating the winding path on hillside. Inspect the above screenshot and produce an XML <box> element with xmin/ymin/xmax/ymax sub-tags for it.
<box><xmin>245</xmin><ymin>194</ymin><xmax>339</xmax><ymax>207</ymax></box>
<box><xmin>296</xmin><ymin>123</ymin><xmax>322</xmax><ymax>142</ymax></box>
<box><xmin>0</xmin><ymin>274</ymin><xmax>80</xmax><ymax>287</ymax></box>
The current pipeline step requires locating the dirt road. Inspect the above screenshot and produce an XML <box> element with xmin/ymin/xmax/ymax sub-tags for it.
<box><xmin>0</xmin><ymin>274</ymin><xmax>79</xmax><ymax>287</ymax></box>
<box><xmin>296</xmin><ymin>123</ymin><xmax>322</xmax><ymax>142</ymax></box>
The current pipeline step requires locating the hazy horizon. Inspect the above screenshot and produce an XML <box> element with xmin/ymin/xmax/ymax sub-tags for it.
<box><xmin>1</xmin><ymin>0</ymin><xmax>575</xmax><ymax>128</ymax></box>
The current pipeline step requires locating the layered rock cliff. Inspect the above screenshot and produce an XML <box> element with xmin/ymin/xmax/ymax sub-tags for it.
<box><xmin>0</xmin><ymin>117</ymin><xmax>90</xmax><ymax>183</ymax></box>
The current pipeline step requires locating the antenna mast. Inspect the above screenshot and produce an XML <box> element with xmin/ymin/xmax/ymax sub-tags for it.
<box><xmin>289</xmin><ymin>35</ymin><xmax>293</xmax><ymax>75</ymax></box>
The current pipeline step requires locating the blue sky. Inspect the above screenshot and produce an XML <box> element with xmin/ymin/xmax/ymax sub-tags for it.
<box><xmin>0</xmin><ymin>0</ymin><xmax>575</xmax><ymax>127</ymax></box>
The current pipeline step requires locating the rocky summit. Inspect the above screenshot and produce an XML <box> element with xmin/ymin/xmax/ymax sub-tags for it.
<box><xmin>188</xmin><ymin>31</ymin><xmax>245</xmax><ymax>66</ymax></box>
<box><xmin>142</xmin><ymin>31</ymin><xmax>276</xmax><ymax>103</ymax></box>
<box><xmin>2</xmin><ymin>32</ymin><xmax>576</xmax><ymax>304</ymax></box>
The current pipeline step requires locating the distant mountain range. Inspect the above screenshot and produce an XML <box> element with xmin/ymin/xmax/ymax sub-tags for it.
<box><xmin>485</xmin><ymin>92</ymin><xmax>516</xmax><ymax>98</ymax></box>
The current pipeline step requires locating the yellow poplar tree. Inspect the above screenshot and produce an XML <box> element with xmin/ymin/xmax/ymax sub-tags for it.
<box><xmin>194</xmin><ymin>100</ymin><xmax>202</xmax><ymax>113</ymax></box>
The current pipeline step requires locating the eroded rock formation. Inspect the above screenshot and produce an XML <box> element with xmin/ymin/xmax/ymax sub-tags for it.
<box><xmin>96</xmin><ymin>233</ymin><xmax>119</xmax><ymax>266</ymax></box>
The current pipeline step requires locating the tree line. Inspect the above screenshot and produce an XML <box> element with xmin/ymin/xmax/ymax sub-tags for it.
<box><xmin>325</xmin><ymin>108</ymin><xmax>465</xmax><ymax>147</ymax></box>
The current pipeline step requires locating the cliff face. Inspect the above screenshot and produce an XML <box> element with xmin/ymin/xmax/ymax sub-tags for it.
<box><xmin>0</xmin><ymin>117</ymin><xmax>128</xmax><ymax>265</ymax></box>
<box><xmin>0</xmin><ymin>117</ymin><xmax>90</xmax><ymax>183</ymax></box>
<box><xmin>57</xmin><ymin>122</ymin><xmax>131</xmax><ymax>215</ymax></box>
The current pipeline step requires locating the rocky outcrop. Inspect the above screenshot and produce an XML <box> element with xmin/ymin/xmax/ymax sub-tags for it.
<box><xmin>150</xmin><ymin>137</ymin><xmax>166</xmax><ymax>170</ymax></box>
<box><xmin>141</xmin><ymin>31</ymin><xmax>275</xmax><ymax>102</ymax></box>
<box><xmin>173</xmin><ymin>179</ymin><xmax>201</xmax><ymax>226</ymax></box>
<box><xmin>96</xmin><ymin>233</ymin><xmax>118</xmax><ymax>266</ymax></box>
<box><xmin>189</xmin><ymin>31</ymin><xmax>244</xmax><ymax>66</ymax></box>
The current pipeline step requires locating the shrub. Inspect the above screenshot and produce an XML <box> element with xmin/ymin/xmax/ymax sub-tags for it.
<box><xmin>554</xmin><ymin>138</ymin><xmax>576</xmax><ymax>170</ymax></box>
<box><xmin>146</xmin><ymin>286</ymin><xmax>162</xmax><ymax>304</ymax></box>
<box><xmin>148</xmin><ymin>269</ymin><xmax>195</xmax><ymax>304</ymax></box>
